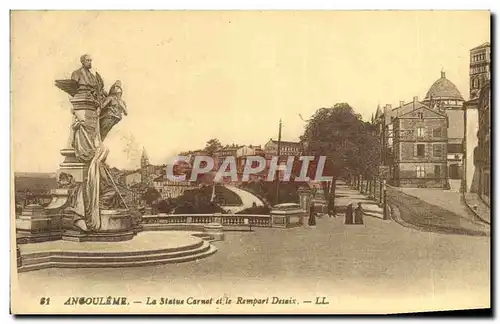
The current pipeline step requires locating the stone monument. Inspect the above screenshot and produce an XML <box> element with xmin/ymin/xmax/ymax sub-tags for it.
<box><xmin>17</xmin><ymin>54</ymin><xmax>135</xmax><ymax>242</ymax></box>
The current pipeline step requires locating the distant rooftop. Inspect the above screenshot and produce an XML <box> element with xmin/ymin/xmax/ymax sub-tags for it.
<box><xmin>470</xmin><ymin>42</ymin><xmax>490</xmax><ymax>51</ymax></box>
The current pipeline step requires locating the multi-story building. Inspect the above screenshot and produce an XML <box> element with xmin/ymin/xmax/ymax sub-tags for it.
<box><xmin>152</xmin><ymin>176</ymin><xmax>194</xmax><ymax>199</ymax></box>
<box><xmin>469</xmin><ymin>42</ymin><xmax>491</xmax><ymax>100</ymax></box>
<box><xmin>474</xmin><ymin>81</ymin><xmax>491</xmax><ymax>204</ymax></box>
<box><xmin>115</xmin><ymin>184</ymin><xmax>142</xmax><ymax>207</ymax></box>
<box><xmin>392</xmin><ymin>97</ymin><xmax>449</xmax><ymax>188</ymax></box>
<box><xmin>376</xmin><ymin>96</ymin><xmax>448</xmax><ymax>188</ymax></box>
<box><xmin>213</xmin><ymin>144</ymin><xmax>266</xmax><ymax>182</ymax></box>
<box><xmin>124</xmin><ymin>170</ymin><xmax>142</xmax><ymax>186</ymax></box>
<box><xmin>263</xmin><ymin>139</ymin><xmax>302</xmax><ymax>157</ymax></box>
<box><xmin>464</xmin><ymin>42</ymin><xmax>491</xmax><ymax>194</ymax></box>
<box><xmin>421</xmin><ymin>71</ymin><xmax>465</xmax><ymax>188</ymax></box>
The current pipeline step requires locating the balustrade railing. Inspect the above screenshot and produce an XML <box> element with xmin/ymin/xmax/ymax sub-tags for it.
<box><xmin>142</xmin><ymin>213</ymin><xmax>272</xmax><ymax>227</ymax></box>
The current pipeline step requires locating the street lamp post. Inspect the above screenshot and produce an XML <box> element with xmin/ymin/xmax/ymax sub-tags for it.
<box><xmin>383</xmin><ymin>180</ymin><xmax>388</xmax><ymax>220</ymax></box>
<box><xmin>275</xmin><ymin>119</ymin><xmax>282</xmax><ymax>205</ymax></box>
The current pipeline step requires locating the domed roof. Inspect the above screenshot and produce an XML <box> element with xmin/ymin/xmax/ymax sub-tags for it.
<box><xmin>424</xmin><ymin>71</ymin><xmax>464</xmax><ymax>101</ymax></box>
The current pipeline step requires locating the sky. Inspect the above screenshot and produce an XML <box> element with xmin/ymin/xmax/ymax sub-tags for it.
<box><xmin>11</xmin><ymin>10</ymin><xmax>490</xmax><ymax>172</ymax></box>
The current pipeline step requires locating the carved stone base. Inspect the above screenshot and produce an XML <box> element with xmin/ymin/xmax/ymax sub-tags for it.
<box><xmin>62</xmin><ymin>209</ymin><xmax>136</xmax><ymax>242</ymax></box>
<box><xmin>16</xmin><ymin>204</ymin><xmax>63</xmax><ymax>244</ymax></box>
<box><xmin>100</xmin><ymin>209</ymin><xmax>133</xmax><ymax>231</ymax></box>
<box><xmin>16</xmin><ymin>230</ymin><xmax>63</xmax><ymax>244</ymax></box>
<box><xmin>62</xmin><ymin>229</ymin><xmax>136</xmax><ymax>242</ymax></box>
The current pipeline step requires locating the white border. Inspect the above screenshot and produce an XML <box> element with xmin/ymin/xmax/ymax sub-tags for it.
<box><xmin>3</xmin><ymin>1</ymin><xmax>498</xmax><ymax>323</ymax></box>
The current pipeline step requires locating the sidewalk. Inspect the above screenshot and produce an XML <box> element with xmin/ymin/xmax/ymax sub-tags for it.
<box><xmin>464</xmin><ymin>193</ymin><xmax>491</xmax><ymax>224</ymax></box>
<box><xmin>335</xmin><ymin>184</ymin><xmax>386</xmax><ymax>220</ymax></box>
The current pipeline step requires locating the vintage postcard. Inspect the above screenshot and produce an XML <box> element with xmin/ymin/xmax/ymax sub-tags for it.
<box><xmin>10</xmin><ymin>10</ymin><xmax>491</xmax><ymax>315</ymax></box>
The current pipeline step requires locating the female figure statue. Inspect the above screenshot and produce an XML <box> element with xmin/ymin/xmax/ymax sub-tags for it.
<box><xmin>99</xmin><ymin>80</ymin><xmax>128</xmax><ymax>141</ymax></box>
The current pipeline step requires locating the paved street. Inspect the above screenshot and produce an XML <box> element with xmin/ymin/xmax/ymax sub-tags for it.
<box><xmin>387</xmin><ymin>187</ymin><xmax>490</xmax><ymax>236</ymax></box>
<box><xmin>16</xmin><ymin>199</ymin><xmax>490</xmax><ymax>313</ymax></box>
<box><xmin>221</xmin><ymin>184</ymin><xmax>264</xmax><ymax>213</ymax></box>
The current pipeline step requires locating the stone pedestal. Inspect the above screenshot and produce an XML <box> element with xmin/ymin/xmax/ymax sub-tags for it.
<box><xmin>58</xmin><ymin>150</ymin><xmax>88</xmax><ymax>183</ymax></box>
<box><xmin>16</xmin><ymin>204</ymin><xmax>62</xmax><ymax>244</ymax></box>
<box><xmin>203</xmin><ymin>223</ymin><xmax>224</xmax><ymax>241</ymax></box>
<box><xmin>62</xmin><ymin>209</ymin><xmax>136</xmax><ymax>242</ymax></box>
<box><xmin>298</xmin><ymin>187</ymin><xmax>312</xmax><ymax>212</ymax></box>
<box><xmin>270</xmin><ymin>208</ymin><xmax>306</xmax><ymax>228</ymax></box>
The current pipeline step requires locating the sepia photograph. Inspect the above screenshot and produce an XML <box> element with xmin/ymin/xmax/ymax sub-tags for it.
<box><xmin>9</xmin><ymin>10</ymin><xmax>491</xmax><ymax>315</ymax></box>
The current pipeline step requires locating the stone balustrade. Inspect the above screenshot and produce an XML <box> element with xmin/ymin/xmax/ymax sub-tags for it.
<box><xmin>142</xmin><ymin>213</ymin><xmax>272</xmax><ymax>228</ymax></box>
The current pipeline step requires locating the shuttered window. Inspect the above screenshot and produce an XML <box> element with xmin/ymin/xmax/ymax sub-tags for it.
<box><xmin>433</xmin><ymin>144</ymin><xmax>443</xmax><ymax>157</ymax></box>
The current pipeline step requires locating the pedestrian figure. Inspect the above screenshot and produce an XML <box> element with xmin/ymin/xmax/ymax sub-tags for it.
<box><xmin>308</xmin><ymin>202</ymin><xmax>316</xmax><ymax>226</ymax></box>
<box><xmin>345</xmin><ymin>203</ymin><xmax>354</xmax><ymax>224</ymax></box>
<box><xmin>328</xmin><ymin>200</ymin><xmax>336</xmax><ymax>218</ymax></box>
<box><xmin>354</xmin><ymin>202</ymin><xmax>364</xmax><ymax>225</ymax></box>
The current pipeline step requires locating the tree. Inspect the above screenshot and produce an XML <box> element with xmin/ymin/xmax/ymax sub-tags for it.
<box><xmin>205</xmin><ymin>138</ymin><xmax>223</xmax><ymax>156</ymax></box>
<box><xmin>351</xmin><ymin>121</ymin><xmax>381</xmax><ymax>195</ymax></box>
<box><xmin>300</xmin><ymin>103</ymin><xmax>366</xmax><ymax>214</ymax></box>
<box><xmin>142</xmin><ymin>187</ymin><xmax>161</xmax><ymax>206</ymax></box>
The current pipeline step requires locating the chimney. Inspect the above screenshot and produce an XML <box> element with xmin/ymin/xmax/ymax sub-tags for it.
<box><xmin>399</xmin><ymin>101</ymin><xmax>405</xmax><ymax>108</ymax></box>
<box><xmin>413</xmin><ymin>96</ymin><xmax>418</xmax><ymax>109</ymax></box>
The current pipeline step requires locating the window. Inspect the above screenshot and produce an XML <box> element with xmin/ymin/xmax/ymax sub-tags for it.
<box><xmin>416</xmin><ymin>165</ymin><xmax>425</xmax><ymax>178</ymax></box>
<box><xmin>417</xmin><ymin>112</ymin><xmax>424</xmax><ymax>119</ymax></box>
<box><xmin>417</xmin><ymin>127</ymin><xmax>425</xmax><ymax>137</ymax></box>
<box><xmin>448</xmin><ymin>144</ymin><xmax>463</xmax><ymax>154</ymax></box>
<box><xmin>432</xmin><ymin>127</ymin><xmax>443</xmax><ymax>137</ymax></box>
<box><xmin>416</xmin><ymin>144</ymin><xmax>425</xmax><ymax>157</ymax></box>
<box><xmin>434</xmin><ymin>165</ymin><xmax>441</xmax><ymax>177</ymax></box>
<box><xmin>433</xmin><ymin>144</ymin><xmax>442</xmax><ymax>157</ymax></box>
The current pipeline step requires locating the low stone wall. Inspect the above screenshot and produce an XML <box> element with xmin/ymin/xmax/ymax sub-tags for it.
<box><xmin>269</xmin><ymin>209</ymin><xmax>306</xmax><ymax>228</ymax></box>
<box><xmin>142</xmin><ymin>213</ymin><xmax>272</xmax><ymax>229</ymax></box>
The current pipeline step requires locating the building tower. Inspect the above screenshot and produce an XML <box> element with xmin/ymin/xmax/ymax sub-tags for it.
<box><xmin>469</xmin><ymin>42</ymin><xmax>491</xmax><ymax>100</ymax></box>
<box><xmin>140</xmin><ymin>147</ymin><xmax>151</xmax><ymax>185</ymax></box>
